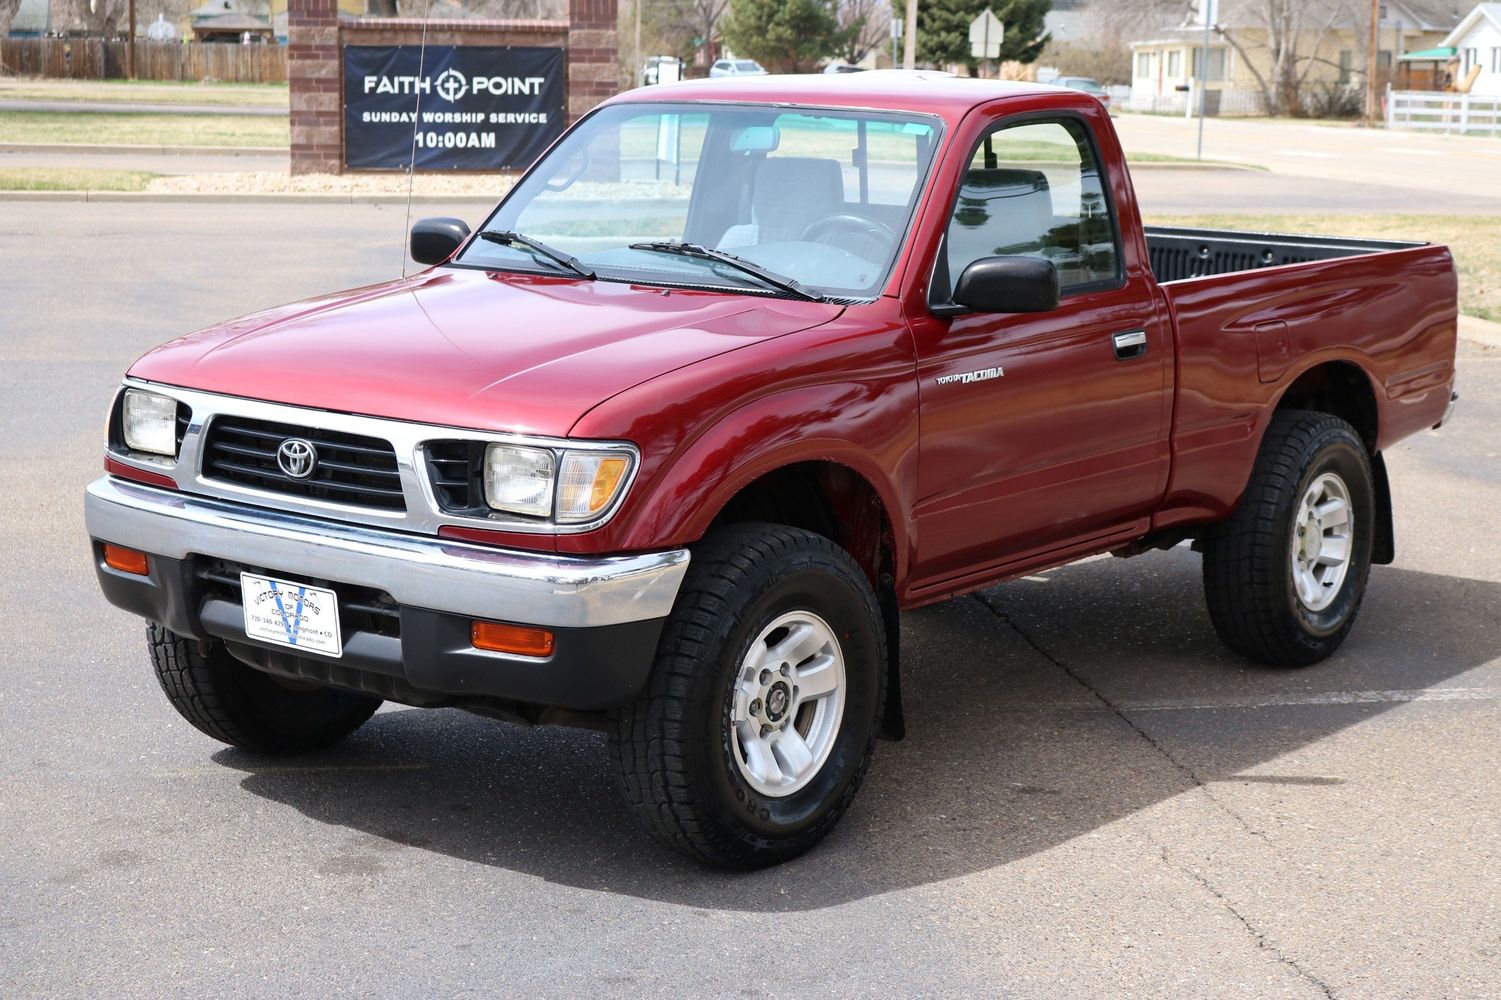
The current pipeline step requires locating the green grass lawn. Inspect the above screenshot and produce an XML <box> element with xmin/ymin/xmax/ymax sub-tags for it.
<box><xmin>1147</xmin><ymin>213</ymin><xmax>1501</xmax><ymax>323</ymax></box>
<box><xmin>0</xmin><ymin>79</ymin><xmax>287</xmax><ymax>107</ymax></box>
<box><xmin>0</xmin><ymin>168</ymin><xmax>158</xmax><ymax>191</ymax></box>
<box><xmin>0</xmin><ymin>111</ymin><xmax>288</xmax><ymax>147</ymax></box>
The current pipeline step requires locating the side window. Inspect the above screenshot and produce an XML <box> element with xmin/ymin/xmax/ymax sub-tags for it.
<box><xmin>942</xmin><ymin>118</ymin><xmax>1119</xmax><ymax>298</ymax></box>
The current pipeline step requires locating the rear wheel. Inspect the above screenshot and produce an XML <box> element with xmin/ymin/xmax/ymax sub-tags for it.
<box><xmin>148</xmin><ymin>625</ymin><xmax>382</xmax><ymax>753</ymax></box>
<box><xmin>609</xmin><ymin>524</ymin><xmax>886</xmax><ymax>869</ymax></box>
<box><xmin>1202</xmin><ymin>410</ymin><xmax>1375</xmax><ymax>666</ymax></box>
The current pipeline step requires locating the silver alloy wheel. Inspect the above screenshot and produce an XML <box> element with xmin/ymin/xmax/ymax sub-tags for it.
<box><xmin>729</xmin><ymin>610</ymin><xmax>846</xmax><ymax>798</ymax></box>
<box><xmin>1290</xmin><ymin>471</ymin><xmax>1354</xmax><ymax>612</ymax></box>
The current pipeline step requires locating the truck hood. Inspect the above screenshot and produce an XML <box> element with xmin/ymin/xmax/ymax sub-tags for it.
<box><xmin>129</xmin><ymin>268</ymin><xmax>844</xmax><ymax>437</ymax></box>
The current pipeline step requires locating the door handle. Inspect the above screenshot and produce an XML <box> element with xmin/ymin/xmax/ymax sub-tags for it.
<box><xmin>1112</xmin><ymin>329</ymin><xmax>1148</xmax><ymax>360</ymax></box>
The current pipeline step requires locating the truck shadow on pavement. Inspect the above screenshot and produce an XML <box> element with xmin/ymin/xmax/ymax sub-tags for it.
<box><xmin>219</xmin><ymin>549</ymin><xmax>1501</xmax><ymax>911</ymax></box>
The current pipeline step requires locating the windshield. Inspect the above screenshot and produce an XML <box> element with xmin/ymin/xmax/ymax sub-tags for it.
<box><xmin>457</xmin><ymin>103</ymin><xmax>942</xmax><ymax>299</ymax></box>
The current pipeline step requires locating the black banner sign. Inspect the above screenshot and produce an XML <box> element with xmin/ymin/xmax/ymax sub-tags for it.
<box><xmin>343</xmin><ymin>45</ymin><xmax>566</xmax><ymax>171</ymax></box>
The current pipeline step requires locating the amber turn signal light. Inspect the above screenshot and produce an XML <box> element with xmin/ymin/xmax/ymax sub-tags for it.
<box><xmin>471</xmin><ymin>621</ymin><xmax>555</xmax><ymax>658</ymax></box>
<box><xmin>103</xmin><ymin>544</ymin><xmax>149</xmax><ymax>576</ymax></box>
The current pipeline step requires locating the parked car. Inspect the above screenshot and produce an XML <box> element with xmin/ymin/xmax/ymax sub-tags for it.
<box><xmin>823</xmin><ymin>62</ymin><xmax>866</xmax><ymax>73</ymax></box>
<box><xmin>1056</xmin><ymin>75</ymin><xmax>1111</xmax><ymax>110</ymax></box>
<box><xmin>88</xmin><ymin>75</ymin><xmax>1458</xmax><ymax>870</ymax></box>
<box><xmin>709</xmin><ymin>58</ymin><xmax>767</xmax><ymax>78</ymax></box>
<box><xmin>639</xmin><ymin>55</ymin><xmax>682</xmax><ymax>87</ymax></box>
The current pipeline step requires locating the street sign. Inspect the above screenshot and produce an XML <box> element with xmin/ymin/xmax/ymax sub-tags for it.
<box><xmin>969</xmin><ymin>9</ymin><xmax>1004</xmax><ymax>60</ymax></box>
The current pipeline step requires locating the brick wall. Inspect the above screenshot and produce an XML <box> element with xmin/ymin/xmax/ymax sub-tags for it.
<box><xmin>567</xmin><ymin>0</ymin><xmax>618</xmax><ymax>122</ymax></box>
<box><xmin>287</xmin><ymin>0</ymin><xmax>340</xmax><ymax>175</ymax></box>
<box><xmin>286</xmin><ymin>0</ymin><xmax>617</xmax><ymax>174</ymax></box>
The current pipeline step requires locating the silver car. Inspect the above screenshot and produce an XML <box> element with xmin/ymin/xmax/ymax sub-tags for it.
<box><xmin>709</xmin><ymin>58</ymin><xmax>768</xmax><ymax>78</ymax></box>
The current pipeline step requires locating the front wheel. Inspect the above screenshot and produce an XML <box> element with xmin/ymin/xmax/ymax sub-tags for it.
<box><xmin>148</xmin><ymin>625</ymin><xmax>382</xmax><ymax>753</ymax></box>
<box><xmin>1202</xmin><ymin>410</ymin><xmax>1375</xmax><ymax>666</ymax></box>
<box><xmin>609</xmin><ymin>524</ymin><xmax>887</xmax><ymax>869</ymax></box>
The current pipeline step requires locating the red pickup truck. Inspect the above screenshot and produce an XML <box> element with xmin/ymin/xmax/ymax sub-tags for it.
<box><xmin>86</xmin><ymin>74</ymin><xmax>1458</xmax><ymax>868</ymax></box>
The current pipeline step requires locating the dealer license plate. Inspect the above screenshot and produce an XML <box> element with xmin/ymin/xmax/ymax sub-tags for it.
<box><xmin>240</xmin><ymin>572</ymin><xmax>342</xmax><ymax>658</ymax></box>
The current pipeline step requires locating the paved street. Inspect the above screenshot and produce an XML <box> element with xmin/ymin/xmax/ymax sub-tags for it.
<box><xmin>1129</xmin><ymin>165</ymin><xmax>1501</xmax><ymax>216</ymax></box>
<box><xmin>1</xmin><ymin>201</ymin><xmax>1498</xmax><ymax>998</ymax></box>
<box><xmin>1114</xmin><ymin>112</ymin><xmax>1501</xmax><ymax>202</ymax></box>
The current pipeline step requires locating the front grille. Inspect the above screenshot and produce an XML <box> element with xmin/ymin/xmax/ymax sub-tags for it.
<box><xmin>196</xmin><ymin>559</ymin><xmax>402</xmax><ymax>639</ymax></box>
<box><xmin>201</xmin><ymin>416</ymin><xmax>406</xmax><ymax>511</ymax></box>
<box><xmin>424</xmin><ymin>440</ymin><xmax>487</xmax><ymax>515</ymax></box>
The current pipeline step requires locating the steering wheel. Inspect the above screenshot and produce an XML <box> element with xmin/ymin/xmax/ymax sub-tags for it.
<box><xmin>799</xmin><ymin>213</ymin><xmax>897</xmax><ymax>256</ymax></box>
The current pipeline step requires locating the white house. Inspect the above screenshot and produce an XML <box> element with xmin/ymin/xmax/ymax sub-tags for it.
<box><xmin>1443</xmin><ymin>3</ymin><xmax>1501</xmax><ymax>95</ymax></box>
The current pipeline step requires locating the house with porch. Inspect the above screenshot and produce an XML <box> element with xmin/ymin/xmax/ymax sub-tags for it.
<box><xmin>1442</xmin><ymin>3</ymin><xmax>1501</xmax><ymax>95</ymax></box>
<box><xmin>1128</xmin><ymin>0</ymin><xmax>1467</xmax><ymax>115</ymax></box>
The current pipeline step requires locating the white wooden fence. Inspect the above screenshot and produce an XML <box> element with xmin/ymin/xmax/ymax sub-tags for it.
<box><xmin>1124</xmin><ymin>87</ymin><xmax>1266</xmax><ymax>116</ymax></box>
<box><xmin>1386</xmin><ymin>89</ymin><xmax>1501</xmax><ymax>136</ymax></box>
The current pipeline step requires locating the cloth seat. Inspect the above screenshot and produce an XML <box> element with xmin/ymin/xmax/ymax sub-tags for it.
<box><xmin>719</xmin><ymin>156</ymin><xmax>846</xmax><ymax>249</ymax></box>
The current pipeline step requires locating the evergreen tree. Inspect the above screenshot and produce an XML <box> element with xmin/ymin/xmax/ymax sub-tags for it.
<box><xmin>909</xmin><ymin>0</ymin><xmax>1052</xmax><ymax>72</ymax></box>
<box><xmin>722</xmin><ymin>0</ymin><xmax>844</xmax><ymax>73</ymax></box>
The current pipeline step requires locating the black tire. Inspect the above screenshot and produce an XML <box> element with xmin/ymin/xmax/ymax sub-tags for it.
<box><xmin>609</xmin><ymin>524</ymin><xmax>887</xmax><ymax>869</ymax></box>
<box><xmin>148</xmin><ymin>625</ymin><xmax>382</xmax><ymax>753</ymax></box>
<box><xmin>1202</xmin><ymin>410</ymin><xmax>1375</xmax><ymax>666</ymax></box>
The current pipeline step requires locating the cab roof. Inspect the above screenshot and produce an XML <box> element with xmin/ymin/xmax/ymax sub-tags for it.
<box><xmin>604</xmin><ymin>71</ymin><xmax>1084</xmax><ymax>127</ymax></box>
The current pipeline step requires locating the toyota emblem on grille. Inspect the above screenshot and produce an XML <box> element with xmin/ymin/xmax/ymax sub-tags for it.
<box><xmin>276</xmin><ymin>438</ymin><xmax>318</xmax><ymax>479</ymax></box>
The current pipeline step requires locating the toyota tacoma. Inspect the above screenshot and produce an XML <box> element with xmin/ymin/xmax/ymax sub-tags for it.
<box><xmin>85</xmin><ymin>74</ymin><xmax>1459</xmax><ymax>868</ymax></box>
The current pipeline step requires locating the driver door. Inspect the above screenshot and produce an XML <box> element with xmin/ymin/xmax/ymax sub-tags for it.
<box><xmin>910</xmin><ymin>115</ymin><xmax>1171</xmax><ymax>585</ymax></box>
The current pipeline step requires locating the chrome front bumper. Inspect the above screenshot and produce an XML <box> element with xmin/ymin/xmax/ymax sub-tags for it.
<box><xmin>84</xmin><ymin>476</ymin><xmax>689</xmax><ymax>630</ymax></box>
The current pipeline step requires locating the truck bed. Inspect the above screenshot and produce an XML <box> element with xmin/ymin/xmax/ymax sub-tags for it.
<box><xmin>1144</xmin><ymin>226</ymin><xmax>1426</xmax><ymax>283</ymax></box>
<box><xmin>1148</xmin><ymin>234</ymin><xmax>1457</xmax><ymax>531</ymax></box>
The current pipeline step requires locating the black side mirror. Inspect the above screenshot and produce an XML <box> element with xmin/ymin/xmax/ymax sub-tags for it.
<box><xmin>951</xmin><ymin>256</ymin><xmax>1059</xmax><ymax>313</ymax></box>
<box><xmin>410</xmin><ymin>217</ymin><xmax>471</xmax><ymax>266</ymax></box>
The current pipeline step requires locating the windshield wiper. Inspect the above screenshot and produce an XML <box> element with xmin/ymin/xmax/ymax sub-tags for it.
<box><xmin>627</xmin><ymin>241</ymin><xmax>825</xmax><ymax>302</ymax></box>
<box><xmin>478</xmin><ymin>230</ymin><xmax>595</xmax><ymax>279</ymax></box>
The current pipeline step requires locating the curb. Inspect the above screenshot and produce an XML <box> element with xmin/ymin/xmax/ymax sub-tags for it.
<box><xmin>1126</xmin><ymin>160</ymin><xmax>1266</xmax><ymax>172</ymax></box>
<box><xmin>0</xmin><ymin>190</ymin><xmax>495</xmax><ymax>205</ymax></box>
<box><xmin>0</xmin><ymin>142</ymin><xmax>286</xmax><ymax>157</ymax></box>
<box><xmin>1458</xmin><ymin>314</ymin><xmax>1501</xmax><ymax>349</ymax></box>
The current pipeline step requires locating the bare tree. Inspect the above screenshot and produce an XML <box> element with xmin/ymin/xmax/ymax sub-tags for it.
<box><xmin>685</xmin><ymin>0</ymin><xmax>730</xmax><ymax>66</ymax></box>
<box><xmin>59</xmin><ymin>0</ymin><xmax>129</xmax><ymax>35</ymax></box>
<box><xmin>0</xmin><ymin>0</ymin><xmax>23</xmax><ymax>42</ymax></box>
<box><xmin>643</xmin><ymin>0</ymin><xmax>729</xmax><ymax>71</ymax></box>
<box><xmin>1041</xmin><ymin>0</ymin><xmax>1181</xmax><ymax>84</ymax></box>
<box><xmin>1214</xmin><ymin>0</ymin><xmax>1356</xmax><ymax>116</ymax></box>
<box><xmin>834</xmin><ymin>0</ymin><xmax>888</xmax><ymax>65</ymax></box>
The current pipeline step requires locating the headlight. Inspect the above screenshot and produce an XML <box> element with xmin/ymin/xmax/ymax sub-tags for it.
<box><xmin>483</xmin><ymin>445</ymin><xmax>555</xmax><ymax>518</ymax></box>
<box><xmin>481</xmin><ymin>443</ymin><xmax>635</xmax><ymax>523</ymax></box>
<box><xmin>121</xmin><ymin>389</ymin><xmax>178</xmax><ymax>457</ymax></box>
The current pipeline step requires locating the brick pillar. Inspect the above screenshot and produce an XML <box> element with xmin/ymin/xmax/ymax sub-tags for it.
<box><xmin>567</xmin><ymin>0</ymin><xmax>619</xmax><ymax>122</ymax></box>
<box><xmin>288</xmin><ymin>0</ymin><xmax>341</xmax><ymax>175</ymax></box>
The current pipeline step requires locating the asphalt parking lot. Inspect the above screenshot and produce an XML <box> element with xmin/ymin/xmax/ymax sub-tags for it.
<box><xmin>2</xmin><ymin>202</ymin><xmax>1498</xmax><ymax>998</ymax></box>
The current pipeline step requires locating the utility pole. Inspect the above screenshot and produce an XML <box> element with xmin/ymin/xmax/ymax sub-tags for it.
<box><xmin>1197</xmin><ymin>0</ymin><xmax>1212</xmax><ymax>159</ymax></box>
<box><xmin>902</xmin><ymin>0</ymin><xmax>917</xmax><ymax>69</ymax></box>
<box><xmin>126</xmin><ymin>0</ymin><xmax>136</xmax><ymax>79</ymax></box>
<box><xmin>1364</xmin><ymin>0</ymin><xmax>1380</xmax><ymax>126</ymax></box>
